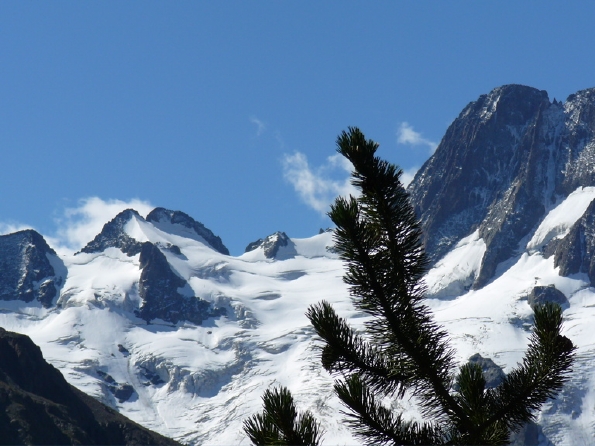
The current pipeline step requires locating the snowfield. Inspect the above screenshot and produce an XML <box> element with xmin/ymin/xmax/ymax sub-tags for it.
<box><xmin>1</xmin><ymin>189</ymin><xmax>595</xmax><ymax>445</ymax></box>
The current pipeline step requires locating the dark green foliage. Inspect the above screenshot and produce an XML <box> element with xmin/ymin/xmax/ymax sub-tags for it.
<box><xmin>305</xmin><ymin>127</ymin><xmax>576</xmax><ymax>445</ymax></box>
<box><xmin>243</xmin><ymin>386</ymin><xmax>323</xmax><ymax>445</ymax></box>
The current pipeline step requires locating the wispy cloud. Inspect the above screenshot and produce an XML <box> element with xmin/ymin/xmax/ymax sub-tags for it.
<box><xmin>0</xmin><ymin>221</ymin><xmax>35</xmax><ymax>235</ymax></box>
<box><xmin>400</xmin><ymin>166</ymin><xmax>420</xmax><ymax>187</ymax></box>
<box><xmin>53</xmin><ymin>197</ymin><xmax>154</xmax><ymax>251</ymax></box>
<box><xmin>397</xmin><ymin>122</ymin><xmax>438</xmax><ymax>154</ymax></box>
<box><xmin>282</xmin><ymin>152</ymin><xmax>358</xmax><ymax>215</ymax></box>
<box><xmin>0</xmin><ymin>197</ymin><xmax>155</xmax><ymax>255</ymax></box>
<box><xmin>250</xmin><ymin>116</ymin><xmax>266</xmax><ymax>136</ymax></box>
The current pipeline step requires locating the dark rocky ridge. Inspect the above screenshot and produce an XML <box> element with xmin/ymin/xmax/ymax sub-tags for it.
<box><xmin>0</xmin><ymin>327</ymin><xmax>180</xmax><ymax>445</ymax></box>
<box><xmin>136</xmin><ymin>241</ymin><xmax>225</xmax><ymax>324</ymax></box>
<box><xmin>408</xmin><ymin>84</ymin><xmax>595</xmax><ymax>288</ymax></box>
<box><xmin>78</xmin><ymin>209</ymin><xmax>144</xmax><ymax>256</ymax></box>
<box><xmin>0</xmin><ymin>230</ymin><xmax>64</xmax><ymax>307</ymax></box>
<box><xmin>147</xmin><ymin>207</ymin><xmax>229</xmax><ymax>255</ymax></box>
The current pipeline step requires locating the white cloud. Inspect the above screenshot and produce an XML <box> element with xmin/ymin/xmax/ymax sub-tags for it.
<box><xmin>0</xmin><ymin>222</ymin><xmax>35</xmax><ymax>236</ymax></box>
<box><xmin>397</xmin><ymin>122</ymin><xmax>438</xmax><ymax>154</ymax></box>
<box><xmin>53</xmin><ymin>197</ymin><xmax>154</xmax><ymax>250</ymax></box>
<box><xmin>282</xmin><ymin>152</ymin><xmax>358</xmax><ymax>215</ymax></box>
<box><xmin>250</xmin><ymin>116</ymin><xmax>266</xmax><ymax>136</ymax></box>
<box><xmin>401</xmin><ymin>166</ymin><xmax>420</xmax><ymax>187</ymax></box>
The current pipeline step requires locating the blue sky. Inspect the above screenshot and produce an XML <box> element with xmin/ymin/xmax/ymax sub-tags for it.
<box><xmin>1</xmin><ymin>2</ymin><xmax>595</xmax><ymax>255</ymax></box>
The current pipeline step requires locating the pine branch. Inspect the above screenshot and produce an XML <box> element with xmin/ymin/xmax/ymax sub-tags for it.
<box><xmin>449</xmin><ymin>364</ymin><xmax>509</xmax><ymax>445</ymax></box>
<box><xmin>480</xmin><ymin>303</ymin><xmax>575</xmax><ymax>433</ymax></box>
<box><xmin>335</xmin><ymin>374</ymin><xmax>444</xmax><ymax>445</ymax></box>
<box><xmin>287</xmin><ymin>127</ymin><xmax>576</xmax><ymax>445</ymax></box>
<box><xmin>307</xmin><ymin>300</ymin><xmax>414</xmax><ymax>397</ymax></box>
<box><xmin>243</xmin><ymin>413</ymin><xmax>283</xmax><ymax>445</ymax></box>
<box><xmin>329</xmin><ymin>130</ymin><xmax>466</xmax><ymax>428</ymax></box>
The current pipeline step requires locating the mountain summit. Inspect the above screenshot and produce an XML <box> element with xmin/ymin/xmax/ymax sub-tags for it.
<box><xmin>410</xmin><ymin>84</ymin><xmax>595</xmax><ymax>289</ymax></box>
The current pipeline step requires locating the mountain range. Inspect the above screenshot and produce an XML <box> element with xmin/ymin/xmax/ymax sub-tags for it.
<box><xmin>2</xmin><ymin>84</ymin><xmax>595</xmax><ymax>445</ymax></box>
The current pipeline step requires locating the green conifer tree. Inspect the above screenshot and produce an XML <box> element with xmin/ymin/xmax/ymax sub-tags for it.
<box><xmin>244</xmin><ymin>127</ymin><xmax>575</xmax><ymax>446</ymax></box>
<box><xmin>306</xmin><ymin>127</ymin><xmax>575</xmax><ymax>445</ymax></box>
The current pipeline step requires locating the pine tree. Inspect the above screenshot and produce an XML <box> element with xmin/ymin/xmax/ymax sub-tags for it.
<box><xmin>304</xmin><ymin>127</ymin><xmax>576</xmax><ymax>445</ymax></box>
<box><xmin>243</xmin><ymin>386</ymin><xmax>323</xmax><ymax>445</ymax></box>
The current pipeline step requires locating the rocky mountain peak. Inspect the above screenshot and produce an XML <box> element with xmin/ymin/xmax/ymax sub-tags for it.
<box><xmin>245</xmin><ymin>231</ymin><xmax>297</xmax><ymax>259</ymax></box>
<box><xmin>0</xmin><ymin>229</ymin><xmax>64</xmax><ymax>307</ymax></box>
<box><xmin>78</xmin><ymin>209</ymin><xmax>144</xmax><ymax>256</ymax></box>
<box><xmin>408</xmin><ymin>84</ymin><xmax>595</xmax><ymax>288</ymax></box>
<box><xmin>146</xmin><ymin>207</ymin><xmax>229</xmax><ymax>255</ymax></box>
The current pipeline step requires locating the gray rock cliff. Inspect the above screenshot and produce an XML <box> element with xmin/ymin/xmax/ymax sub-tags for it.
<box><xmin>553</xmin><ymin>199</ymin><xmax>595</xmax><ymax>285</ymax></box>
<box><xmin>136</xmin><ymin>242</ymin><xmax>225</xmax><ymax>325</ymax></box>
<box><xmin>408</xmin><ymin>85</ymin><xmax>595</xmax><ymax>288</ymax></box>
<box><xmin>0</xmin><ymin>230</ymin><xmax>64</xmax><ymax>307</ymax></box>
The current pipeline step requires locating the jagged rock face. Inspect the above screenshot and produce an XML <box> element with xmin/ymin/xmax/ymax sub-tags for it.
<box><xmin>0</xmin><ymin>328</ymin><xmax>180</xmax><ymax>445</ymax></box>
<box><xmin>408</xmin><ymin>84</ymin><xmax>595</xmax><ymax>288</ymax></box>
<box><xmin>136</xmin><ymin>242</ymin><xmax>225</xmax><ymax>324</ymax></box>
<box><xmin>0</xmin><ymin>230</ymin><xmax>64</xmax><ymax>307</ymax></box>
<box><xmin>528</xmin><ymin>285</ymin><xmax>568</xmax><ymax>310</ymax></box>
<box><xmin>554</xmin><ymin>199</ymin><xmax>595</xmax><ymax>284</ymax></box>
<box><xmin>146</xmin><ymin>207</ymin><xmax>229</xmax><ymax>255</ymax></box>
<box><xmin>79</xmin><ymin>209</ymin><xmax>144</xmax><ymax>256</ymax></box>
<box><xmin>558</xmin><ymin>89</ymin><xmax>595</xmax><ymax>195</ymax></box>
<box><xmin>245</xmin><ymin>231</ymin><xmax>296</xmax><ymax>259</ymax></box>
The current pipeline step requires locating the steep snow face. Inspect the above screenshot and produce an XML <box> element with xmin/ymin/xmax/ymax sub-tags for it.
<box><xmin>425</xmin><ymin>230</ymin><xmax>486</xmax><ymax>298</ymax></box>
<box><xmin>527</xmin><ymin>186</ymin><xmax>595</xmax><ymax>253</ymax></box>
<box><xmin>146</xmin><ymin>208</ymin><xmax>229</xmax><ymax>255</ymax></box>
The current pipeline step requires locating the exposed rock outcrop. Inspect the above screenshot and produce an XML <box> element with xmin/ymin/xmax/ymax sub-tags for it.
<box><xmin>527</xmin><ymin>285</ymin><xmax>568</xmax><ymax>310</ymax></box>
<box><xmin>554</xmin><ymin>199</ymin><xmax>595</xmax><ymax>285</ymax></box>
<box><xmin>136</xmin><ymin>242</ymin><xmax>225</xmax><ymax>324</ymax></box>
<box><xmin>467</xmin><ymin>353</ymin><xmax>506</xmax><ymax>388</ymax></box>
<box><xmin>0</xmin><ymin>229</ymin><xmax>64</xmax><ymax>307</ymax></box>
<box><xmin>245</xmin><ymin>231</ymin><xmax>297</xmax><ymax>259</ymax></box>
<box><xmin>408</xmin><ymin>85</ymin><xmax>595</xmax><ymax>288</ymax></box>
